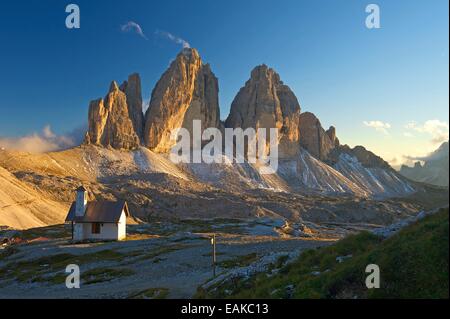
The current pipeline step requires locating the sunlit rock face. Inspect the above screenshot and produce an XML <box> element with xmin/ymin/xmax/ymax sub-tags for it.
<box><xmin>85</xmin><ymin>80</ymin><xmax>141</xmax><ymax>150</ymax></box>
<box><xmin>85</xmin><ymin>98</ymin><xmax>107</xmax><ymax>146</ymax></box>
<box><xmin>225</xmin><ymin>65</ymin><xmax>301</xmax><ymax>158</ymax></box>
<box><xmin>299</xmin><ymin>112</ymin><xmax>338</xmax><ymax>161</ymax></box>
<box><xmin>143</xmin><ymin>48</ymin><xmax>221</xmax><ymax>153</ymax></box>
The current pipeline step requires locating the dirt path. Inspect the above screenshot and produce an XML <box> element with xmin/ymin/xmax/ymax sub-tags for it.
<box><xmin>0</xmin><ymin>233</ymin><xmax>329</xmax><ymax>298</ymax></box>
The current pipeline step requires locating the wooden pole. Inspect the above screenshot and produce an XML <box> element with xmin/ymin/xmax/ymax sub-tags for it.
<box><xmin>212</xmin><ymin>234</ymin><xmax>216</xmax><ymax>277</ymax></box>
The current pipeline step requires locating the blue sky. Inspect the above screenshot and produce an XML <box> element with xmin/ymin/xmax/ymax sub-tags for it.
<box><xmin>0</xmin><ymin>0</ymin><xmax>448</xmax><ymax>166</ymax></box>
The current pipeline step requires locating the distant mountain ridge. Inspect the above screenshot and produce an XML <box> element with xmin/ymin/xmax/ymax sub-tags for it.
<box><xmin>400</xmin><ymin>142</ymin><xmax>449</xmax><ymax>187</ymax></box>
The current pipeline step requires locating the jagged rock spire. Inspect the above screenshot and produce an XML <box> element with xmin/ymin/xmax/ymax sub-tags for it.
<box><xmin>85</xmin><ymin>76</ymin><xmax>142</xmax><ymax>150</ymax></box>
<box><xmin>225</xmin><ymin>64</ymin><xmax>301</xmax><ymax>158</ymax></box>
<box><xmin>143</xmin><ymin>48</ymin><xmax>220</xmax><ymax>153</ymax></box>
<box><xmin>120</xmin><ymin>73</ymin><xmax>145</xmax><ymax>141</ymax></box>
<box><xmin>299</xmin><ymin>112</ymin><xmax>338</xmax><ymax>161</ymax></box>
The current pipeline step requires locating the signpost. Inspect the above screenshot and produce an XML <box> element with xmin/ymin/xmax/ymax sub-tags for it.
<box><xmin>211</xmin><ymin>234</ymin><xmax>216</xmax><ymax>277</ymax></box>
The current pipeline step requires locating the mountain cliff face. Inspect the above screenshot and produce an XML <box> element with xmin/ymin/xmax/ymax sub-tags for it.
<box><xmin>400</xmin><ymin>142</ymin><xmax>449</xmax><ymax>187</ymax></box>
<box><xmin>299</xmin><ymin>112</ymin><xmax>339</xmax><ymax>161</ymax></box>
<box><xmin>225</xmin><ymin>65</ymin><xmax>301</xmax><ymax>158</ymax></box>
<box><xmin>144</xmin><ymin>48</ymin><xmax>221</xmax><ymax>153</ymax></box>
<box><xmin>120</xmin><ymin>73</ymin><xmax>145</xmax><ymax>141</ymax></box>
<box><xmin>85</xmin><ymin>79</ymin><xmax>142</xmax><ymax>149</ymax></box>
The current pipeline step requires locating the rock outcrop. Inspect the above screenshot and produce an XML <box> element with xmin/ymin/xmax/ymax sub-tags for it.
<box><xmin>144</xmin><ymin>48</ymin><xmax>221</xmax><ymax>153</ymax></box>
<box><xmin>225</xmin><ymin>65</ymin><xmax>301</xmax><ymax>158</ymax></box>
<box><xmin>85</xmin><ymin>80</ymin><xmax>141</xmax><ymax>149</ymax></box>
<box><xmin>329</xmin><ymin>145</ymin><xmax>391</xmax><ymax>169</ymax></box>
<box><xmin>120</xmin><ymin>73</ymin><xmax>145</xmax><ymax>140</ymax></box>
<box><xmin>326</xmin><ymin>126</ymin><xmax>339</xmax><ymax>146</ymax></box>
<box><xmin>299</xmin><ymin>112</ymin><xmax>338</xmax><ymax>161</ymax></box>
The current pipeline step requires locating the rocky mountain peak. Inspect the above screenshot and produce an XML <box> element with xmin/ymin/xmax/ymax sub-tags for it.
<box><xmin>299</xmin><ymin>112</ymin><xmax>338</xmax><ymax>161</ymax></box>
<box><xmin>249</xmin><ymin>64</ymin><xmax>281</xmax><ymax>84</ymax></box>
<box><xmin>144</xmin><ymin>48</ymin><xmax>220</xmax><ymax>153</ymax></box>
<box><xmin>179</xmin><ymin>47</ymin><xmax>200</xmax><ymax>60</ymax></box>
<box><xmin>85</xmin><ymin>75</ymin><xmax>142</xmax><ymax>150</ymax></box>
<box><xmin>109</xmin><ymin>81</ymin><xmax>120</xmax><ymax>92</ymax></box>
<box><xmin>120</xmin><ymin>73</ymin><xmax>145</xmax><ymax>140</ymax></box>
<box><xmin>326</xmin><ymin>126</ymin><xmax>339</xmax><ymax>146</ymax></box>
<box><xmin>225</xmin><ymin>65</ymin><xmax>301</xmax><ymax>158</ymax></box>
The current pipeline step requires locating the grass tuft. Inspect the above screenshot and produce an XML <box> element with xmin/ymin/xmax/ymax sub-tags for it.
<box><xmin>197</xmin><ymin>208</ymin><xmax>449</xmax><ymax>299</ymax></box>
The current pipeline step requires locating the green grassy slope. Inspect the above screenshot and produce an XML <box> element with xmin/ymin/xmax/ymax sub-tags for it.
<box><xmin>197</xmin><ymin>208</ymin><xmax>449</xmax><ymax>299</ymax></box>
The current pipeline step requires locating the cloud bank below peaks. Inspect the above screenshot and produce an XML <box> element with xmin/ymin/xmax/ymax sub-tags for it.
<box><xmin>0</xmin><ymin>125</ymin><xmax>86</xmax><ymax>154</ymax></box>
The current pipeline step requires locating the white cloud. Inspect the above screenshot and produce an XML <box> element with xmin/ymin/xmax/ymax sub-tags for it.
<box><xmin>155</xmin><ymin>30</ymin><xmax>190</xmax><ymax>49</ymax></box>
<box><xmin>404</xmin><ymin>120</ymin><xmax>449</xmax><ymax>144</ymax></box>
<box><xmin>121</xmin><ymin>21</ymin><xmax>148</xmax><ymax>40</ymax></box>
<box><xmin>388</xmin><ymin>156</ymin><xmax>414</xmax><ymax>170</ymax></box>
<box><xmin>0</xmin><ymin>125</ymin><xmax>86</xmax><ymax>154</ymax></box>
<box><xmin>363</xmin><ymin>120</ymin><xmax>391</xmax><ymax>134</ymax></box>
<box><xmin>403</xmin><ymin>132</ymin><xmax>414</xmax><ymax>138</ymax></box>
